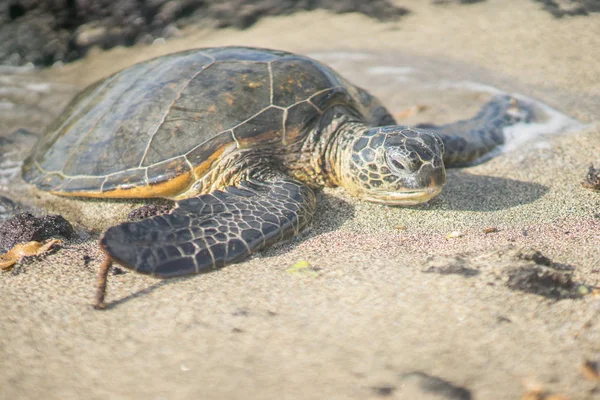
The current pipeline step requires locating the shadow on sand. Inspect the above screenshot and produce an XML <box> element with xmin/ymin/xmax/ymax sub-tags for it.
<box><xmin>100</xmin><ymin>193</ymin><xmax>355</xmax><ymax>310</ymax></box>
<box><xmin>420</xmin><ymin>170</ymin><xmax>549</xmax><ymax>212</ymax></box>
<box><xmin>97</xmin><ymin>172</ymin><xmax>546</xmax><ymax>309</ymax></box>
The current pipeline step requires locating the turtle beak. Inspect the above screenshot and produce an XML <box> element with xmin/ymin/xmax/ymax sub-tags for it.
<box><xmin>361</xmin><ymin>186</ymin><xmax>443</xmax><ymax>206</ymax></box>
<box><xmin>424</xmin><ymin>161</ymin><xmax>446</xmax><ymax>189</ymax></box>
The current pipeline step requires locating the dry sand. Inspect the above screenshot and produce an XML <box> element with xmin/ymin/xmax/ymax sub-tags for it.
<box><xmin>1</xmin><ymin>1</ymin><xmax>600</xmax><ymax>399</ymax></box>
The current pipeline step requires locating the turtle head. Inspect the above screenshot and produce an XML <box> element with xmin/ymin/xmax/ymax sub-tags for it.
<box><xmin>339</xmin><ymin>126</ymin><xmax>446</xmax><ymax>206</ymax></box>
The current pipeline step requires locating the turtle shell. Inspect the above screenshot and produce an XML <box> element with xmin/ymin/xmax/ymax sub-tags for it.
<box><xmin>22</xmin><ymin>47</ymin><xmax>380</xmax><ymax>199</ymax></box>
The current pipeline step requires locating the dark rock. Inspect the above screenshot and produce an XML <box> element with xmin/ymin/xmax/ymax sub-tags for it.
<box><xmin>506</xmin><ymin>266</ymin><xmax>587</xmax><ymax>300</ymax></box>
<box><xmin>0</xmin><ymin>212</ymin><xmax>74</xmax><ymax>251</ymax></box>
<box><xmin>424</xmin><ymin>263</ymin><xmax>480</xmax><ymax>277</ymax></box>
<box><xmin>0</xmin><ymin>0</ymin><xmax>409</xmax><ymax>67</ymax></box>
<box><xmin>423</xmin><ymin>256</ymin><xmax>480</xmax><ymax>277</ymax></box>
<box><xmin>533</xmin><ymin>0</ymin><xmax>600</xmax><ymax>17</ymax></box>
<box><xmin>399</xmin><ymin>372</ymin><xmax>472</xmax><ymax>400</ymax></box>
<box><xmin>232</xmin><ymin>307</ymin><xmax>250</xmax><ymax>316</ymax></box>
<box><xmin>516</xmin><ymin>248</ymin><xmax>575</xmax><ymax>270</ymax></box>
<box><xmin>432</xmin><ymin>0</ymin><xmax>485</xmax><ymax>4</ymax></box>
<box><xmin>370</xmin><ymin>385</ymin><xmax>396</xmax><ymax>396</ymax></box>
<box><xmin>111</xmin><ymin>266</ymin><xmax>126</xmax><ymax>275</ymax></box>
<box><xmin>583</xmin><ymin>164</ymin><xmax>600</xmax><ymax>191</ymax></box>
<box><xmin>0</xmin><ymin>196</ymin><xmax>20</xmax><ymax>222</ymax></box>
<box><xmin>519</xmin><ymin>249</ymin><xmax>552</xmax><ymax>266</ymax></box>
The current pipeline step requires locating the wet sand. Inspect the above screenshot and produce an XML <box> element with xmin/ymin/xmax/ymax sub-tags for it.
<box><xmin>1</xmin><ymin>1</ymin><xmax>600</xmax><ymax>399</ymax></box>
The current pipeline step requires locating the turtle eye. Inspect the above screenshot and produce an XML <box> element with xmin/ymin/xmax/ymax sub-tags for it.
<box><xmin>385</xmin><ymin>147</ymin><xmax>419</xmax><ymax>173</ymax></box>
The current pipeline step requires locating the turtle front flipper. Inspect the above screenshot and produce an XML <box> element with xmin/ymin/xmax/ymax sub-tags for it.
<box><xmin>417</xmin><ymin>95</ymin><xmax>534</xmax><ymax>167</ymax></box>
<box><xmin>95</xmin><ymin>172</ymin><xmax>316</xmax><ymax>307</ymax></box>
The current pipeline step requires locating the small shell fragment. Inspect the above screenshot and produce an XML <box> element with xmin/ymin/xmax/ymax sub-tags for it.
<box><xmin>446</xmin><ymin>231</ymin><xmax>464</xmax><ymax>239</ymax></box>
<box><xmin>483</xmin><ymin>227</ymin><xmax>499</xmax><ymax>234</ymax></box>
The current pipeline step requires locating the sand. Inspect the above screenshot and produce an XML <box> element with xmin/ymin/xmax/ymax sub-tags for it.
<box><xmin>1</xmin><ymin>1</ymin><xmax>600</xmax><ymax>399</ymax></box>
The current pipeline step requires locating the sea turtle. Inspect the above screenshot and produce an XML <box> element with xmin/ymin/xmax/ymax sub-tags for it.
<box><xmin>21</xmin><ymin>47</ymin><xmax>532</xmax><ymax>308</ymax></box>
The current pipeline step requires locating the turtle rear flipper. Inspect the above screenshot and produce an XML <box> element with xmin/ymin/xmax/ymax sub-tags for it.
<box><xmin>417</xmin><ymin>95</ymin><xmax>533</xmax><ymax>166</ymax></box>
<box><xmin>95</xmin><ymin>173</ymin><xmax>316</xmax><ymax>307</ymax></box>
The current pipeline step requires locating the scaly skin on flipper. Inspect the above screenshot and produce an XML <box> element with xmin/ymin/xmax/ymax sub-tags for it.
<box><xmin>417</xmin><ymin>95</ymin><xmax>533</xmax><ymax>166</ymax></box>
<box><xmin>100</xmin><ymin>171</ymin><xmax>316</xmax><ymax>278</ymax></box>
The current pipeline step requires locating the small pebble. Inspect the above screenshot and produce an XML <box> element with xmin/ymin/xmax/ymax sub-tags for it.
<box><xmin>111</xmin><ymin>266</ymin><xmax>126</xmax><ymax>275</ymax></box>
<box><xmin>578</xmin><ymin>285</ymin><xmax>590</xmax><ymax>295</ymax></box>
<box><xmin>446</xmin><ymin>231</ymin><xmax>464</xmax><ymax>239</ymax></box>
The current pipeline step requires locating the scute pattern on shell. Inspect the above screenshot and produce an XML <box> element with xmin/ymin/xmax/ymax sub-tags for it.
<box><xmin>22</xmin><ymin>47</ymin><xmax>375</xmax><ymax>198</ymax></box>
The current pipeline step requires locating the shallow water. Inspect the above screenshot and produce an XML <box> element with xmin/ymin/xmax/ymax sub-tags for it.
<box><xmin>0</xmin><ymin>65</ymin><xmax>76</xmax><ymax>187</ymax></box>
